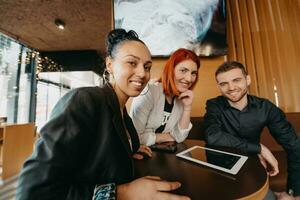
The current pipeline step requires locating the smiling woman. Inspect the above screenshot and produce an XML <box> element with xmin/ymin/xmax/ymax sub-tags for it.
<box><xmin>108</xmin><ymin>43</ymin><xmax>150</xmax><ymax>98</ymax></box>
<box><xmin>106</xmin><ymin>40</ymin><xmax>152</xmax><ymax>105</ymax></box>
<box><xmin>16</xmin><ymin>29</ymin><xmax>190</xmax><ymax>200</ymax></box>
<box><xmin>130</xmin><ymin>48</ymin><xmax>201</xmax><ymax>146</ymax></box>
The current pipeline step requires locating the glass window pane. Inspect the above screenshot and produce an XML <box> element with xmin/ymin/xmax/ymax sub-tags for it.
<box><xmin>0</xmin><ymin>32</ymin><xmax>34</xmax><ymax>124</ymax></box>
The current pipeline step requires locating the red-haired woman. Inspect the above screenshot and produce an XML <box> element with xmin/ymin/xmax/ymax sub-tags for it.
<box><xmin>130</xmin><ymin>48</ymin><xmax>200</xmax><ymax>146</ymax></box>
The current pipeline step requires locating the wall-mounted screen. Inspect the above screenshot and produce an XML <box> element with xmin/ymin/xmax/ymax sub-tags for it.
<box><xmin>114</xmin><ymin>0</ymin><xmax>227</xmax><ymax>57</ymax></box>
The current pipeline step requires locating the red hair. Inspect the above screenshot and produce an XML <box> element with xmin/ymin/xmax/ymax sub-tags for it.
<box><xmin>161</xmin><ymin>48</ymin><xmax>200</xmax><ymax>96</ymax></box>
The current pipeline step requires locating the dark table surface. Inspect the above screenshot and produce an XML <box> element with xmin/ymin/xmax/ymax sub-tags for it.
<box><xmin>134</xmin><ymin>139</ymin><xmax>268</xmax><ymax>200</ymax></box>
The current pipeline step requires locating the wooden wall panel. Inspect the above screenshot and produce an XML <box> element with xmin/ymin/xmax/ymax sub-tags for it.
<box><xmin>246</xmin><ymin>0</ymin><xmax>270</xmax><ymax>98</ymax></box>
<box><xmin>227</xmin><ymin>0</ymin><xmax>237</xmax><ymax>60</ymax></box>
<box><xmin>228</xmin><ymin>1</ymin><xmax>246</xmax><ymax>62</ymax></box>
<box><xmin>227</xmin><ymin>0</ymin><xmax>300</xmax><ymax>112</ymax></box>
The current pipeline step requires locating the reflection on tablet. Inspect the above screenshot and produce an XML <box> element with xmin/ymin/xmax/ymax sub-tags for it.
<box><xmin>176</xmin><ymin>146</ymin><xmax>248</xmax><ymax>175</ymax></box>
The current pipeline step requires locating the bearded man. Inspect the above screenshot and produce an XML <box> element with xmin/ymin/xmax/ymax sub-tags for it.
<box><xmin>204</xmin><ymin>61</ymin><xmax>300</xmax><ymax>200</ymax></box>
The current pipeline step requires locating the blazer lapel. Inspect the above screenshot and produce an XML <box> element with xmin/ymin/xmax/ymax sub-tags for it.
<box><xmin>103</xmin><ymin>84</ymin><xmax>132</xmax><ymax>155</ymax></box>
<box><xmin>123</xmin><ymin>108</ymin><xmax>140</xmax><ymax>153</ymax></box>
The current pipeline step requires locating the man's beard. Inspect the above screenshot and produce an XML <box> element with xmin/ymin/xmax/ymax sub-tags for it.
<box><xmin>225</xmin><ymin>88</ymin><xmax>248</xmax><ymax>103</ymax></box>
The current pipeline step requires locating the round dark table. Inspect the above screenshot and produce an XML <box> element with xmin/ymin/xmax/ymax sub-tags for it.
<box><xmin>134</xmin><ymin>139</ymin><xmax>268</xmax><ymax>200</ymax></box>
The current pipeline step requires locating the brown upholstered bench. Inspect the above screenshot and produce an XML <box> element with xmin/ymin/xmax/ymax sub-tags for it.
<box><xmin>189</xmin><ymin>112</ymin><xmax>300</xmax><ymax>192</ymax></box>
<box><xmin>189</xmin><ymin>117</ymin><xmax>206</xmax><ymax>140</ymax></box>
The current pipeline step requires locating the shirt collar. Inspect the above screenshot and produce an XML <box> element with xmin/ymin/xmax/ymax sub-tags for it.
<box><xmin>247</xmin><ymin>95</ymin><xmax>258</xmax><ymax>108</ymax></box>
<box><xmin>220</xmin><ymin>94</ymin><xmax>257</xmax><ymax>110</ymax></box>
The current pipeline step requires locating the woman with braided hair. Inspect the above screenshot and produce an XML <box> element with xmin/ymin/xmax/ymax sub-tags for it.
<box><xmin>16</xmin><ymin>29</ymin><xmax>190</xmax><ymax>200</ymax></box>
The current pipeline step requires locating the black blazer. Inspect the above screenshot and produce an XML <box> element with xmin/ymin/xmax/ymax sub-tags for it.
<box><xmin>16</xmin><ymin>84</ymin><xmax>140</xmax><ymax>200</ymax></box>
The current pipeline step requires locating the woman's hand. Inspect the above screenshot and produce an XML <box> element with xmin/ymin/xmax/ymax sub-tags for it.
<box><xmin>133</xmin><ymin>145</ymin><xmax>152</xmax><ymax>160</ymax></box>
<box><xmin>117</xmin><ymin>176</ymin><xmax>190</xmax><ymax>200</ymax></box>
<box><xmin>178</xmin><ymin>90</ymin><xmax>194</xmax><ymax>110</ymax></box>
<box><xmin>155</xmin><ymin>133</ymin><xmax>175</xmax><ymax>143</ymax></box>
<box><xmin>178</xmin><ymin>90</ymin><xmax>193</xmax><ymax>130</ymax></box>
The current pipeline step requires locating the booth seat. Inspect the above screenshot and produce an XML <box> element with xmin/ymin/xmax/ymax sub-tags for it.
<box><xmin>0</xmin><ymin>123</ymin><xmax>35</xmax><ymax>180</ymax></box>
<box><xmin>188</xmin><ymin>112</ymin><xmax>300</xmax><ymax>192</ymax></box>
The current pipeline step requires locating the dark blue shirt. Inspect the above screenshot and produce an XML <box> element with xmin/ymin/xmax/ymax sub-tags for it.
<box><xmin>204</xmin><ymin>95</ymin><xmax>300</xmax><ymax>196</ymax></box>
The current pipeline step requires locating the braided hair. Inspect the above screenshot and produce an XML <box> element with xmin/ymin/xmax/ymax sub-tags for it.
<box><xmin>106</xmin><ymin>29</ymin><xmax>145</xmax><ymax>59</ymax></box>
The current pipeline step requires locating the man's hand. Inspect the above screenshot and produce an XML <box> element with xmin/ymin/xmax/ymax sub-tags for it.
<box><xmin>117</xmin><ymin>176</ymin><xmax>190</xmax><ymax>200</ymax></box>
<box><xmin>133</xmin><ymin>145</ymin><xmax>152</xmax><ymax>160</ymax></box>
<box><xmin>259</xmin><ymin>143</ymin><xmax>279</xmax><ymax>176</ymax></box>
<box><xmin>275</xmin><ymin>192</ymin><xmax>300</xmax><ymax>200</ymax></box>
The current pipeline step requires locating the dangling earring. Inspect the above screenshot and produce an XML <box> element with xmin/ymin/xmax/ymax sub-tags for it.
<box><xmin>104</xmin><ymin>68</ymin><xmax>116</xmax><ymax>88</ymax></box>
<box><xmin>110</xmin><ymin>71</ymin><xmax>116</xmax><ymax>88</ymax></box>
<box><xmin>102</xmin><ymin>68</ymin><xmax>110</xmax><ymax>84</ymax></box>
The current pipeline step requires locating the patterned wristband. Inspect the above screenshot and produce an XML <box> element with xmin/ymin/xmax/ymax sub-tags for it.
<box><xmin>93</xmin><ymin>183</ymin><xmax>116</xmax><ymax>200</ymax></box>
<box><xmin>288</xmin><ymin>189</ymin><xmax>294</xmax><ymax>196</ymax></box>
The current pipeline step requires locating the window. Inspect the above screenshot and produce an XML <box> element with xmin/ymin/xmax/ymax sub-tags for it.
<box><xmin>0</xmin><ymin>32</ymin><xmax>36</xmax><ymax>124</ymax></box>
<box><xmin>35</xmin><ymin>71</ymin><xmax>100</xmax><ymax>130</ymax></box>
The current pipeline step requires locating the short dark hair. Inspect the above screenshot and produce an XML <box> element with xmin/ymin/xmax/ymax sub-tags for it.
<box><xmin>105</xmin><ymin>29</ymin><xmax>145</xmax><ymax>58</ymax></box>
<box><xmin>215</xmin><ymin>61</ymin><xmax>248</xmax><ymax>77</ymax></box>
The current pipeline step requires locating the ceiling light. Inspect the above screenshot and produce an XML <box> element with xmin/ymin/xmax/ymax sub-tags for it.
<box><xmin>54</xmin><ymin>19</ymin><xmax>65</xmax><ymax>30</ymax></box>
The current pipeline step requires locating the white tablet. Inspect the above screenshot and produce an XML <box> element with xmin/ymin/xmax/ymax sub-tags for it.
<box><xmin>176</xmin><ymin>146</ymin><xmax>248</xmax><ymax>175</ymax></box>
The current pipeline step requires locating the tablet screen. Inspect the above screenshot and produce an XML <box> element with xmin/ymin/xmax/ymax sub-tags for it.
<box><xmin>181</xmin><ymin>147</ymin><xmax>240</xmax><ymax>169</ymax></box>
<box><xmin>176</xmin><ymin>146</ymin><xmax>248</xmax><ymax>174</ymax></box>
